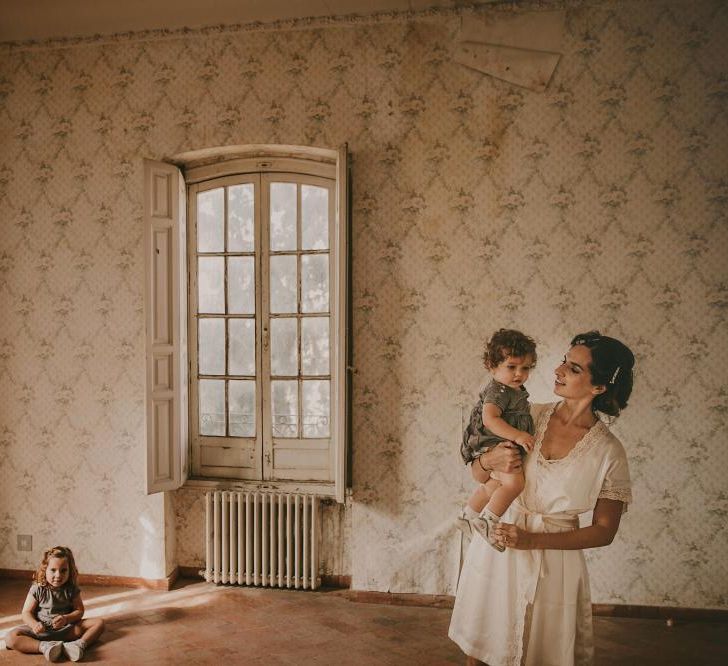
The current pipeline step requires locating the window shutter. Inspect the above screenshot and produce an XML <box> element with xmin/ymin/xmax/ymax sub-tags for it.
<box><xmin>334</xmin><ymin>144</ymin><xmax>350</xmax><ymax>504</ymax></box>
<box><xmin>144</xmin><ymin>159</ymin><xmax>188</xmax><ymax>493</ymax></box>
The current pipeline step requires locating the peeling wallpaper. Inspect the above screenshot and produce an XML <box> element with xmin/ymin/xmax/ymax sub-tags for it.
<box><xmin>0</xmin><ymin>0</ymin><xmax>726</xmax><ymax>608</ymax></box>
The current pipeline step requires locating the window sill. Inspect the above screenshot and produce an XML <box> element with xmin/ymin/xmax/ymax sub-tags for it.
<box><xmin>182</xmin><ymin>476</ymin><xmax>337</xmax><ymax>498</ymax></box>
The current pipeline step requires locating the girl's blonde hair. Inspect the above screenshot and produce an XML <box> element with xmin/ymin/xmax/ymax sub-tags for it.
<box><xmin>34</xmin><ymin>546</ymin><xmax>79</xmax><ymax>589</ymax></box>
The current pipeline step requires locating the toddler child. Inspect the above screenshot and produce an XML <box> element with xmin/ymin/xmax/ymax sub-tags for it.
<box><xmin>5</xmin><ymin>546</ymin><xmax>104</xmax><ymax>662</ymax></box>
<box><xmin>459</xmin><ymin>329</ymin><xmax>536</xmax><ymax>551</ymax></box>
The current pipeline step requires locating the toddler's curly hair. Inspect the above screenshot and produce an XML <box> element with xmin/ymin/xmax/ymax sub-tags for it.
<box><xmin>483</xmin><ymin>328</ymin><xmax>537</xmax><ymax>369</ymax></box>
<box><xmin>34</xmin><ymin>545</ymin><xmax>79</xmax><ymax>589</ymax></box>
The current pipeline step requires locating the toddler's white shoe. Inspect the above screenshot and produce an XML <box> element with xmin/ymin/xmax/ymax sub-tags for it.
<box><xmin>63</xmin><ymin>639</ymin><xmax>87</xmax><ymax>662</ymax></box>
<box><xmin>39</xmin><ymin>640</ymin><xmax>63</xmax><ymax>662</ymax></box>
<box><xmin>472</xmin><ymin>510</ymin><xmax>505</xmax><ymax>552</ymax></box>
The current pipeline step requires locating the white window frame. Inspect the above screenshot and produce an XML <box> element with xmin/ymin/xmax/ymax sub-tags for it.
<box><xmin>144</xmin><ymin>146</ymin><xmax>350</xmax><ymax>502</ymax></box>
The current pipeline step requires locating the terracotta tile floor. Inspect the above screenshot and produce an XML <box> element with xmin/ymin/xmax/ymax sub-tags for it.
<box><xmin>1</xmin><ymin>578</ymin><xmax>726</xmax><ymax>665</ymax></box>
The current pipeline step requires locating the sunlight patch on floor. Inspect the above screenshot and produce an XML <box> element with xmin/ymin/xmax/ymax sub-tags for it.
<box><xmin>0</xmin><ymin>581</ymin><xmax>222</xmax><ymax>639</ymax></box>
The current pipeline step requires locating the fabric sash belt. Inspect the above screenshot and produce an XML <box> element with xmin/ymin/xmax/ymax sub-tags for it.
<box><xmin>511</xmin><ymin>504</ymin><xmax>579</xmax><ymax>592</ymax></box>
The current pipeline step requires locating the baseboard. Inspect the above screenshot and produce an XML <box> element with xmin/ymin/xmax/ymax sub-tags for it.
<box><xmin>343</xmin><ymin>591</ymin><xmax>728</xmax><ymax>619</ymax></box>
<box><xmin>176</xmin><ymin>568</ymin><xmax>351</xmax><ymax>589</ymax></box>
<box><xmin>179</xmin><ymin>565</ymin><xmax>203</xmax><ymax>578</ymax></box>
<box><xmin>0</xmin><ymin>567</ymin><xmax>178</xmax><ymax>591</ymax></box>
<box><xmin>591</xmin><ymin>603</ymin><xmax>728</xmax><ymax>621</ymax></box>
<box><xmin>321</xmin><ymin>574</ymin><xmax>351</xmax><ymax>589</ymax></box>
<box><xmin>344</xmin><ymin>590</ymin><xmax>454</xmax><ymax>608</ymax></box>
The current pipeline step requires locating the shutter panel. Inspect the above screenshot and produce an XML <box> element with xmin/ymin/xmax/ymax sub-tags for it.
<box><xmin>145</xmin><ymin>159</ymin><xmax>188</xmax><ymax>493</ymax></box>
<box><xmin>334</xmin><ymin>144</ymin><xmax>350</xmax><ymax>504</ymax></box>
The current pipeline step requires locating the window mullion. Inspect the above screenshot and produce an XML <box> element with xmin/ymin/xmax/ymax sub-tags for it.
<box><xmin>259</xmin><ymin>175</ymin><xmax>272</xmax><ymax>481</ymax></box>
<box><xmin>296</xmin><ymin>183</ymin><xmax>303</xmax><ymax>441</ymax></box>
<box><xmin>224</xmin><ymin>186</ymin><xmax>229</xmax><ymax>437</ymax></box>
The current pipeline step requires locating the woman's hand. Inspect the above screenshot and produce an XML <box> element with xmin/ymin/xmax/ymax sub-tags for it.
<box><xmin>51</xmin><ymin>614</ymin><xmax>66</xmax><ymax>629</ymax></box>
<box><xmin>484</xmin><ymin>442</ymin><xmax>524</xmax><ymax>473</ymax></box>
<box><xmin>494</xmin><ymin>522</ymin><xmax>533</xmax><ymax>550</ymax></box>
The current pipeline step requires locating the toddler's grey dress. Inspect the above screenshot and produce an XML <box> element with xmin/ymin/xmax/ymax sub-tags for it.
<box><xmin>460</xmin><ymin>379</ymin><xmax>534</xmax><ymax>464</ymax></box>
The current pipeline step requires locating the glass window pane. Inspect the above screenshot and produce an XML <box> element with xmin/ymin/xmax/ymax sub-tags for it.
<box><xmin>228</xmin><ymin>184</ymin><xmax>254</xmax><ymax>252</ymax></box>
<box><xmin>302</xmin><ymin>380</ymin><xmax>330</xmax><ymax>438</ymax></box>
<box><xmin>301</xmin><ymin>254</ymin><xmax>329</xmax><ymax>313</ymax></box>
<box><xmin>301</xmin><ymin>317</ymin><xmax>329</xmax><ymax>375</ymax></box>
<box><xmin>270</xmin><ymin>182</ymin><xmax>297</xmax><ymax>251</ymax></box>
<box><xmin>228</xmin><ymin>256</ymin><xmax>255</xmax><ymax>314</ymax></box>
<box><xmin>301</xmin><ymin>185</ymin><xmax>328</xmax><ymax>250</ymax></box>
<box><xmin>198</xmin><ymin>318</ymin><xmax>225</xmax><ymax>375</ymax></box>
<box><xmin>197</xmin><ymin>188</ymin><xmax>224</xmax><ymax>252</ymax></box>
<box><xmin>270</xmin><ymin>318</ymin><xmax>297</xmax><ymax>376</ymax></box>
<box><xmin>199</xmin><ymin>379</ymin><xmax>225</xmax><ymax>436</ymax></box>
<box><xmin>229</xmin><ymin>380</ymin><xmax>255</xmax><ymax>437</ymax></box>
<box><xmin>270</xmin><ymin>255</ymin><xmax>297</xmax><ymax>313</ymax></box>
<box><xmin>198</xmin><ymin>257</ymin><xmax>225</xmax><ymax>313</ymax></box>
<box><xmin>272</xmin><ymin>380</ymin><xmax>298</xmax><ymax>438</ymax></box>
<box><xmin>229</xmin><ymin>319</ymin><xmax>255</xmax><ymax>376</ymax></box>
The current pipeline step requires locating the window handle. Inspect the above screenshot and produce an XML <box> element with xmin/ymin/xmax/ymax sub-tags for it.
<box><xmin>263</xmin><ymin>326</ymin><xmax>269</xmax><ymax>352</ymax></box>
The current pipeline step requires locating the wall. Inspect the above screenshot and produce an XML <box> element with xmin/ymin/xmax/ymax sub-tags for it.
<box><xmin>1</xmin><ymin>0</ymin><xmax>726</xmax><ymax>607</ymax></box>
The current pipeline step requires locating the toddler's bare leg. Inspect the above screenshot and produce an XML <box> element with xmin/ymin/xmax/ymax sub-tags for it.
<box><xmin>484</xmin><ymin>470</ymin><xmax>525</xmax><ymax>517</ymax></box>
<box><xmin>467</xmin><ymin>479</ymin><xmax>501</xmax><ymax>513</ymax></box>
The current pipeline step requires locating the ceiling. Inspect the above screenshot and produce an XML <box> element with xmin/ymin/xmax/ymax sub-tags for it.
<box><xmin>0</xmin><ymin>0</ymin><xmax>498</xmax><ymax>43</ymax></box>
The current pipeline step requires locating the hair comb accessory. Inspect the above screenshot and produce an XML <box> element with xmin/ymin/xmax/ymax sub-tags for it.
<box><xmin>610</xmin><ymin>366</ymin><xmax>620</xmax><ymax>384</ymax></box>
<box><xmin>573</xmin><ymin>333</ymin><xmax>601</xmax><ymax>346</ymax></box>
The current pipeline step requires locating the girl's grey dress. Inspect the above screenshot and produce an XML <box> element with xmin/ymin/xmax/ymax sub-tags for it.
<box><xmin>12</xmin><ymin>582</ymin><xmax>79</xmax><ymax>640</ymax></box>
<box><xmin>461</xmin><ymin>379</ymin><xmax>534</xmax><ymax>463</ymax></box>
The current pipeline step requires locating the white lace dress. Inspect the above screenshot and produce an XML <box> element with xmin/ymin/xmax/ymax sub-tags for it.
<box><xmin>449</xmin><ymin>402</ymin><xmax>632</xmax><ymax>666</ymax></box>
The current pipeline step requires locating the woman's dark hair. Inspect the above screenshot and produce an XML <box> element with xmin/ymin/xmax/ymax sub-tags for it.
<box><xmin>570</xmin><ymin>331</ymin><xmax>635</xmax><ymax>417</ymax></box>
<box><xmin>484</xmin><ymin>329</ymin><xmax>537</xmax><ymax>368</ymax></box>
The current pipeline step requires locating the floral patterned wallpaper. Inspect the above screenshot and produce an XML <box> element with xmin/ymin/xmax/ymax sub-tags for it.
<box><xmin>1</xmin><ymin>0</ymin><xmax>726</xmax><ymax>608</ymax></box>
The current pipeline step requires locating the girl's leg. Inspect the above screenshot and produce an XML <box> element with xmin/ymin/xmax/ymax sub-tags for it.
<box><xmin>62</xmin><ymin>619</ymin><xmax>104</xmax><ymax>662</ymax></box>
<box><xmin>484</xmin><ymin>470</ymin><xmax>525</xmax><ymax>517</ymax></box>
<box><xmin>467</xmin><ymin>480</ymin><xmax>499</xmax><ymax>514</ymax></box>
<box><xmin>65</xmin><ymin>617</ymin><xmax>105</xmax><ymax>645</ymax></box>
<box><xmin>5</xmin><ymin>628</ymin><xmax>42</xmax><ymax>654</ymax></box>
<box><xmin>78</xmin><ymin>617</ymin><xmax>105</xmax><ymax>645</ymax></box>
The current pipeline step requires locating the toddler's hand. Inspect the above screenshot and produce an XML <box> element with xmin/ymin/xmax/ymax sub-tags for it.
<box><xmin>32</xmin><ymin>621</ymin><xmax>44</xmax><ymax>634</ymax></box>
<box><xmin>514</xmin><ymin>432</ymin><xmax>535</xmax><ymax>451</ymax></box>
<box><xmin>51</xmin><ymin>614</ymin><xmax>66</xmax><ymax>629</ymax></box>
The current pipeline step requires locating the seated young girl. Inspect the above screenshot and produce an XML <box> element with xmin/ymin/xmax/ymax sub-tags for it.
<box><xmin>5</xmin><ymin>545</ymin><xmax>104</xmax><ymax>662</ymax></box>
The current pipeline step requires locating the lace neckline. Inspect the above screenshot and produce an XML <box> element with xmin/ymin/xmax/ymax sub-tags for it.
<box><xmin>535</xmin><ymin>402</ymin><xmax>605</xmax><ymax>463</ymax></box>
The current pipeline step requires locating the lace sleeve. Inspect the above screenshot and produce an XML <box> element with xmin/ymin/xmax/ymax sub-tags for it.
<box><xmin>598</xmin><ymin>487</ymin><xmax>632</xmax><ymax>504</ymax></box>
<box><xmin>598</xmin><ymin>440</ymin><xmax>632</xmax><ymax>511</ymax></box>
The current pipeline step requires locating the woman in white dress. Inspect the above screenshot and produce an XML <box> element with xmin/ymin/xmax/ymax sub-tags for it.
<box><xmin>449</xmin><ymin>331</ymin><xmax>635</xmax><ymax>666</ymax></box>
